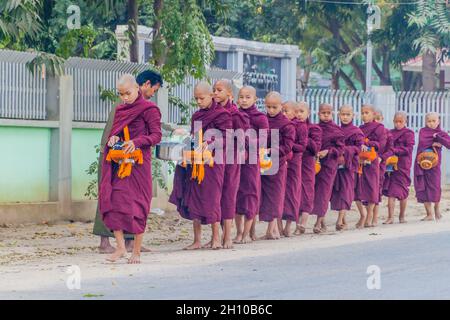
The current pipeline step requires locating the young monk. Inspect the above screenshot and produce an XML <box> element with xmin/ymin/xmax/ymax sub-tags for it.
<box><xmin>330</xmin><ymin>105</ymin><xmax>364</xmax><ymax>231</ymax></box>
<box><xmin>354</xmin><ymin>105</ymin><xmax>387</xmax><ymax>228</ymax></box>
<box><xmin>414</xmin><ymin>112</ymin><xmax>450</xmax><ymax>221</ymax></box>
<box><xmin>310</xmin><ymin>103</ymin><xmax>345</xmax><ymax>234</ymax></box>
<box><xmin>373</xmin><ymin>109</ymin><xmax>393</xmax><ymax>226</ymax></box>
<box><xmin>281</xmin><ymin>101</ymin><xmax>308</xmax><ymax>237</ymax></box>
<box><xmin>259</xmin><ymin>92</ymin><xmax>295</xmax><ymax>239</ymax></box>
<box><xmin>295</xmin><ymin>102</ymin><xmax>322</xmax><ymax>235</ymax></box>
<box><xmin>169</xmin><ymin>82</ymin><xmax>232</xmax><ymax>250</ymax></box>
<box><xmin>99</xmin><ymin>74</ymin><xmax>162</xmax><ymax>264</ymax></box>
<box><xmin>213</xmin><ymin>79</ymin><xmax>250</xmax><ymax>249</ymax></box>
<box><xmin>382</xmin><ymin>112</ymin><xmax>415</xmax><ymax>224</ymax></box>
<box><xmin>235</xmin><ymin>86</ymin><xmax>269</xmax><ymax>244</ymax></box>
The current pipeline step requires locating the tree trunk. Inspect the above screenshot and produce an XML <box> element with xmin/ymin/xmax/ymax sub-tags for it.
<box><xmin>422</xmin><ymin>49</ymin><xmax>436</xmax><ymax>91</ymax></box>
<box><xmin>152</xmin><ymin>0</ymin><xmax>165</xmax><ymax>66</ymax></box>
<box><xmin>127</xmin><ymin>0</ymin><xmax>139</xmax><ymax>63</ymax></box>
<box><xmin>332</xmin><ymin>70</ymin><xmax>340</xmax><ymax>90</ymax></box>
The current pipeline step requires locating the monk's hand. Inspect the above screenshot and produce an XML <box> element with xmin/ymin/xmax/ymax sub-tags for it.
<box><xmin>361</xmin><ymin>145</ymin><xmax>369</xmax><ymax>152</ymax></box>
<box><xmin>318</xmin><ymin>150</ymin><xmax>329</xmax><ymax>159</ymax></box>
<box><xmin>123</xmin><ymin>140</ymin><xmax>136</xmax><ymax>154</ymax></box>
<box><xmin>108</xmin><ymin>136</ymin><xmax>120</xmax><ymax>147</ymax></box>
<box><xmin>432</xmin><ymin>142</ymin><xmax>442</xmax><ymax>148</ymax></box>
<box><xmin>433</xmin><ymin>133</ymin><xmax>438</xmax><ymax>138</ymax></box>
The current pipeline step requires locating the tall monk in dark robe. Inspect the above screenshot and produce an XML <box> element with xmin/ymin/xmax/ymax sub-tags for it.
<box><xmin>373</xmin><ymin>110</ymin><xmax>392</xmax><ymax>226</ymax></box>
<box><xmin>259</xmin><ymin>91</ymin><xmax>295</xmax><ymax>240</ymax></box>
<box><xmin>169</xmin><ymin>82</ymin><xmax>232</xmax><ymax>250</ymax></box>
<box><xmin>330</xmin><ymin>105</ymin><xmax>364</xmax><ymax>231</ymax></box>
<box><xmin>213</xmin><ymin>80</ymin><xmax>250</xmax><ymax>249</ymax></box>
<box><xmin>414</xmin><ymin>112</ymin><xmax>450</xmax><ymax>221</ymax></box>
<box><xmin>281</xmin><ymin>101</ymin><xmax>308</xmax><ymax>237</ymax></box>
<box><xmin>382</xmin><ymin>112</ymin><xmax>415</xmax><ymax>224</ymax></box>
<box><xmin>295</xmin><ymin>103</ymin><xmax>322</xmax><ymax>235</ymax></box>
<box><xmin>99</xmin><ymin>74</ymin><xmax>162</xmax><ymax>264</ymax></box>
<box><xmin>310</xmin><ymin>104</ymin><xmax>345</xmax><ymax>234</ymax></box>
<box><xmin>354</xmin><ymin>105</ymin><xmax>387</xmax><ymax>228</ymax></box>
<box><xmin>94</xmin><ymin>70</ymin><xmax>162</xmax><ymax>254</ymax></box>
<box><xmin>234</xmin><ymin>86</ymin><xmax>269</xmax><ymax>244</ymax></box>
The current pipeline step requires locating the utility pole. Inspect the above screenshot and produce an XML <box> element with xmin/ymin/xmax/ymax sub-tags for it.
<box><xmin>366</xmin><ymin>3</ymin><xmax>381</xmax><ymax>93</ymax></box>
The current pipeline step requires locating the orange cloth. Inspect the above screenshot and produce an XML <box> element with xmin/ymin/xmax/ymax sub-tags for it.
<box><xmin>181</xmin><ymin>129</ymin><xmax>214</xmax><ymax>184</ymax></box>
<box><xmin>106</xmin><ymin>126</ymin><xmax>143</xmax><ymax>179</ymax></box>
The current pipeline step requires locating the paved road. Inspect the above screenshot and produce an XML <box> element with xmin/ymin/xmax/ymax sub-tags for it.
<box><xmin>3</xmin><ymin>230</ymin><xmax>450</xmax><ymax>299</ymax></box>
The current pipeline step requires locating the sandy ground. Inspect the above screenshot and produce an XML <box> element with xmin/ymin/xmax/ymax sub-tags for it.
<box><xmin>1</xmin><ymin>189</ymin><xmax>450</xmax><ymax>299</ymax></box>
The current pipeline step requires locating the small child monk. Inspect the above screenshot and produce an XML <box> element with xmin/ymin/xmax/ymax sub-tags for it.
<box><xmin>310</xmin><ymin>103</ymin><xmax>345</xmax><ymax>234</ymax></box>
<box><xmin>259</xmin><ymin>92</ymin><xmax>295</xmax><ymax>239</ymax></box>
<box><xmin>382</xmin><ymin>111</ymin><xmax>415</xmax><ymax>224</ymax></box>
<box><xmin>169</xmin><ymin>82</ymin><xmax>232</xmax><ymax>250</ymax></box>
<box><xmin>234</xmin><ymin>86</ymin><xmax>269</xmax><ymax>243</ymax></box>
<box><xmin>281</xmin><ymin>101</ymin><xmax>308</xmax><ymax>237</ymax></box>
<box><xmin>295</xmin><ymin>102</ymin><xmax>322</xmax><ymax>235</ymax></box>
<box><xmin>213</xmin><ymin>79</ymin><xmax>250</xmax><ymax>249</ymax></box>
<box><xmin>354</xmin><ymin>104</ymin><xmax>387</xmax><ymax>228</ymax></box>
<box><xmin>330</xmin><ymin>105</ymin><xmax>364</xmax><ymax>231</ymax></box>
<box><xmin>414</xmin><ymin>112</ymin><xmax>450</xmax><ymax>221</ymax></box>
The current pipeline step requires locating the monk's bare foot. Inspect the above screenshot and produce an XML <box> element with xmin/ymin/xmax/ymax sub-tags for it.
<box><xmin>399</xmin><ymin>219</ymin><xmax>407</xmax><ymax>224</ymax></box>
<box><xmin>336</xmin><ymin>224</ymin><xmax>344</xmax><ymax>231</ymax></box>
<box><xmin>294</xmin><ymin>225</ymin><xmax>306</xmax><ymax>235</ymax></box>
<box><xmin>223</xmin><ymin>239</ymin><xmax>234</xmax><ymax>249</ymax></box>
<box><xmin>421</xmin><ymin>216</ymin><xmax>434</xmax><ymax>221</ymax></box>
<box><xmin>128</xmin><ymin>253</ymin><xmax>141</xmax><ymax>264</ymax></box>
<box><xmin>202</xmin><ymin>241</ymin><xmax>212</xmax><ymax>249</ymax></box>
<box><xmin>240</xmin><ymin>235</ymin><xmax>253</xmax><ymax>244</ymax></box>
<box><xmin>233</xmin><ymin>234</ymin><xmax>243</xmax><ymax>244</ymax></box>
<box><xmin>211</xmin><ymin>239</ymin><xmax>222</xmax><ymax>250</ymax></box>
<box><xmin>383</xmin><ymin>218</ymin><xmax>394</xmax><ymax>225</ymax></box>
<box><xmin>125</xmin><ymin>240</ymin><xmax>151</xmax><ymax>253</ymax></box>
<box><xmin>313</xmin><ymin>226</ymin><xmax>321</xmax><ymax>234</ymax></box>
<box><xmin>184</xmin><ymin>242</ymin><xmax>202</xmax><ymax>250</ymax></box>
<box><xmin>260</xmin><ymin>233</ymin><xmax>276</xmax><ymax>240</ymax></box>
<box><xmin>99</xmin><ymin>244</ymin><xmax>116</xmax><ymax>254</ymax></box>
<box><xmin>435</xmin><ymin>213</ymin><xmax>442</xmax><ymax>221</ymax></box>
<box><xmin>106</xmin><ymin>248</ymin><xmax>126</xmax><ymax>262</ymax></box>
<box><xmin>283</xmin><ymin>227</ymin><xmax>292</xmax><ymax>238</ymax></box>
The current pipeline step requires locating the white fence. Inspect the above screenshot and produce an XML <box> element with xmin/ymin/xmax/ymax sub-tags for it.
<box><xmin>0</xmin><ymin>50</ymin><xmax>47</xmax><ymax>120</ymax></box>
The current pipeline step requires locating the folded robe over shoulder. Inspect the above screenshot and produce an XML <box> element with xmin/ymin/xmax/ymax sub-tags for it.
<box><xmin>236</xmin><ymin>105</ymin><xmax>269</xmax><ymax>219</ymax></box>
<box><xmin>354</xmin><ymin>121</ymin><xmax>387</xmax><ymax>204</ymax></box>
<box><xmin>99</xmin><ymin>93</ymin><xmax>162</xmax><ymax>234</ymax></box>
<box><xmin>382</xmin><ymin>127</ymin><xmax>415</xmax><ymax>200</ymax></box>
<box><xmin>414</xmin><ymin>126</ymin><xmax>450</xmax><ymax>203</ymax></box>
<box><xmin>299</xmin><ymin>120</ymin><xmax>322</xmax><ymax>214</ymax></box>
<box><xmin>331</xmin><ymin>121</ymin><xmax>364</xmax><ymax>211</ymax></box>
<box><xmin>311</xmin><ymin>120</ymin><xmax>345</xmax><ymax>217</ymax></box>
<box><xmin>169</xmin><ymin>101</ymin><xmax>233</xmax><ymax>225</ymax></box>
<box><xmin>283</xmin><ymin>119</ymin><xmax>308</xmax><ymax>222</ymax></box>
<box><xmin>259</xmin><ymin>112</ymin><xmax>295</xmax><ymax>222</ymax></box>
<box><xmin>220</xmin><ymin>100</ymin><xmax>250</xmax><ymax>221</ymax></box>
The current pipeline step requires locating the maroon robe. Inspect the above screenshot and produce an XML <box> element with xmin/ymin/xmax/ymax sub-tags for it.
<box><xmin>99</xmin><ymin>93</ymin><xmax>162</xmax><ymax>234</ymax></box>
<box><xmin>236</xmin><ymin>105</ymin><xmax>269</xmax><ymax>219</ymax></box>
<box><xmin>220</xmin><ymin>100</ymin><xmax>250</xmax><ymax>220</ymax></box>
<box><xmin>169</xmin><ymin>101</ymin><xmax>233</xmax><ymax>225</ymax></box>
<box><xmin>354</xmin><ymin>121</ymin><xmax>387</xmax><ymax>204</ymax></box>
<box><xmin>414</xmin><ymin>126</ymin><xmax>450</xmax><ymax>203</ymax></box>
<box><xmin>311</xmin><ymin>120</ymin><xmax>345</xmax><ymax>217</ymax></box>
<box><xmin>259</xmin><ymin>112</ymin><xmax>295</xmax><ymax>222</ymax></box>
<box><xmin>283</xmin><ymin>119</ymin><xmax>308</xmax><ymax>221</ymax></box>
<box><xmin>299</xmin><ymin>120</ymin><xmax>322</xmax><ymax>214</ymax></box>
<box><xmin>378</xmin><ymin>128</ymin><xmax>393</xmax><ymax>202</ymax></box>
<box><xmin>330</xmin><ymin>122</ymin><xmax>364</xmax><ymax>211</ymax></box>
<box><xmin>382</xmin><ymin>127</ymin><xmax>415</xmax><ymax>200</ymax></box>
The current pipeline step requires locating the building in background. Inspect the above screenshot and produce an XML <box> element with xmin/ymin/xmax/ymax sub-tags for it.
<box><xmin>115</xmin><ymin>26</ymin><xmax>301</xmax><ymax>107</ymax></box>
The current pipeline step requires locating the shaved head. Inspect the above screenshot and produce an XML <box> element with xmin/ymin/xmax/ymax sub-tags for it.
<box><xmin>362</xmin><ymin>104</ymin><xmax>375</xmax><ymax>112</ymax></box>
<box><xmin>426</xmin><ymin>112</ymin><xmax>440</xmax><ymax>121</ymax></box>
<box><xmin>394</xmin><ymin>111</ymin><xmax>407</xmax><ymax>121</ymax></box>
<box><xmin>297</xmin><ymin>101</ymin><xmax>310</xmax><ymax>113</ymax></box>
<box><xmin>117</xmin><ymin>74</ymin><xmax>138</xmax><ymax>88</ymax></box>
<box><xmin>282</xmin><ymin>101</ymin><xmax>299</xmax><ymax>111</ymax></box>
<box><xmin>319</xmin><ymin>103</ymin><xmax>333</xmax><ymax>111</ymax></box>
<box><xmin>239</xmin><ymin>85</ymin><xmax>256</xmax><ymax>97</ymax></box>
<box><xmin>266</xmin><ymin>91</ymin><xmax>282</xmax><ymax>103</ymax></box>
<box><xmin>214</xmin><ymin>79</ymin><xmax>233</xmax><ymax>92</ymax></box>
<box><xmin>195</xmin><ymin>81</ymin><xmax>213</xmax><ymax>94</ymax></box>
<box><xmin>339</xmin><ymin>105</ymin><xmax>353</xmax><ymax>113</ymax></box>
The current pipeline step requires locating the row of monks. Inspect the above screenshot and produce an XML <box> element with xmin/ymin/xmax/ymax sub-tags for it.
<box><xmin>169</xmin><ymin>80</ymin><xmax>450</xmax><ymax>250</ymax></box>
